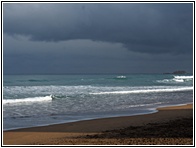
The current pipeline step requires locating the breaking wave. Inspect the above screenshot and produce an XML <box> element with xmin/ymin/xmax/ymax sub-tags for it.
<box><xmin>3</xmin><ymin>95</ymin><xmax>52</xmax><ymax>104</ymax></box>
<box><xmin>157</xmin><ymin>75</ymin><xmax>193</xmax><ymax>83</ymax></box>
<box><xmin>90</xmin><ymin>87</ymin><xmax>193</xmax><ymax>95</ymax></box>
<box><xmin>173</xmin><ymin>75</ymin><xmax>193</xmax><ymax>79</ymax></box>
<box><xmin>116</xmin><ymin>75</ymin><xmax>126</xmax><ymax>79</ymax></box>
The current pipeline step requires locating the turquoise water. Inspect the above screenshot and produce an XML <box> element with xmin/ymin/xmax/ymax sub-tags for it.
<box><xmin>3</xmin><ymin>74</ymin><xmax>193</xmax><ymax>130</ymax></box>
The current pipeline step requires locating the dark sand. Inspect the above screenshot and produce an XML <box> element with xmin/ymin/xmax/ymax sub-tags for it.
<box><xmin>3</xmin><ymin>104</ymin><xmax>193</xmax><ymax>145</ymax></box>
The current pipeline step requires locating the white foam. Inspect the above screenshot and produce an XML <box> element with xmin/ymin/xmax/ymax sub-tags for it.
<box><xmin>173</xmin><ymin>79</ymin><xmax>184</xmax><ymax>82</ymax></box>
<box><xmin>173</xmin><ymin>75</ymin><xmax>193</xmax><ymax>83</ymax></box>
<box><xmin>157</xmin><ymin>75</ymin><xmax>193</xmax><ymax>83</ymax></box>
<box><xmin>174</xmin><ymin>75</ymin><xmax>193</xmax><ymax>79</ymax></box>
<box><xmin>90</xmin><ymin>87</ymin><xmax>193</xmax><ymax>95</ymax></box>
<box><xmin>116</xmin><ymin>75</ymin><xmax>126</xmax><ymax>79</ymax></box>
<box><xmin>3</xmin><ymin>95</ymin><xmax>52</xmax><ymax>104</ymax></box>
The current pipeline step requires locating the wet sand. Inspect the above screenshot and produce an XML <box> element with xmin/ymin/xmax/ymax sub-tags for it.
<box><xmin>3</xmin><ymin>104</ymin><xmax>193</xmax><ymax>145</ymax></box>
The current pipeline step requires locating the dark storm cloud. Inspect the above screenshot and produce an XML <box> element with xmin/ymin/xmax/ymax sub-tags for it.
<box><xmin>3</xmin><ymin>3</ymin><xmax>193</xmax><ymax>55</ymax></box>
<box><xmin>3</xmin><ymin>34</ymin><xmax>193</xmax><ymax>74</ymax></box>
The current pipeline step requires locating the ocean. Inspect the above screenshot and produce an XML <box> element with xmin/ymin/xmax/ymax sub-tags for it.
<box><xmin>3</xmin><ymin>74</ymin><xmax>193</xmax><ymax>130</ymax></box>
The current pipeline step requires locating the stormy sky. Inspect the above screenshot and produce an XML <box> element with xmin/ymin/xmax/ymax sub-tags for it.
<box><xmin>3</xmin><ymin>2</ymin><xmax>193</xmax><ymax>74</ymax></box>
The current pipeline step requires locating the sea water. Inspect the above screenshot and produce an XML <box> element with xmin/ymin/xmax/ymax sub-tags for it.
<box><xmin>3</xmin><ymin>74</ymin><xmax>193</xmax><ymax>130</ymax></box>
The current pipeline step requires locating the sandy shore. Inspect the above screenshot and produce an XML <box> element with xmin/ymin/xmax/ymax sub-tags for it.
<box><xmin>3</xmin><ymin>104</ymin><xmax>193</xmax><ymax>145</ymax></box>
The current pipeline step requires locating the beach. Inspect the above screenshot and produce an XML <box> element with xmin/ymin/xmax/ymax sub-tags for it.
<box><xmin>3</xmin><ymin>103</ymin><xmax>193</xmax><ymax>145</ymax></box>
<box><xmin>3</xmin><ymin>1</ymin><xmax>194</xmax><ymax>145</ymax></box>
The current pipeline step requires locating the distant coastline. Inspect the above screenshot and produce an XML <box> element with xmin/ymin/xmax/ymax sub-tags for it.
<box><xmin>163</xmin><ymin>70</ymin><xmax>188</xmax><ymax>75</ymax></box>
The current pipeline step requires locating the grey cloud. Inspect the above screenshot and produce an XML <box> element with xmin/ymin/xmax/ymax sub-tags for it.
<box><xmin>3</xmin><ymin>3</ymin><xmax>193</xmax><ymax>54</ymax></box>
<box><xmin>3</xmin><ymin>34</ymin><xmax>193</xmax><ymax>74</ymax></box>
<box><xmin>3</xmin><ymin>2</ymin><xmax>193</xmax><ymax>74</ymax></box>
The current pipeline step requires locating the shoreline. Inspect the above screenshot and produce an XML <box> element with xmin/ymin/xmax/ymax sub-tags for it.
<box><xmin>3</xmin><ymin>109</ymin><xmax>158</xmax><ymax>132</ymax></box>
<box><xmin>3</xmin><ymin>102</ymin><xmax>192</xmax><ymax>132</ymax></box>
<box><xmin>3</xmin><ymin>103</ymin><xmax>193</xmax><ymax>145</ymax></box>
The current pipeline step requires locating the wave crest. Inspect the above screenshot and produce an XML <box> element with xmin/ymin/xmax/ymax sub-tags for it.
<box><xmin>157</xmin><ymin>75</ymin><xmax>193</xmax><ymax>83</ymax></box>
<box><xmin>174</xmin><ymin>75</ymin><xmax>193</xmax><ymax>79</ymax></box>
<box><xmin>115</xmin><ymin>76</ymin><xmax>127</xmax><ymax>79</ymax></box>
<box><xmin>90</xmin><ymin>87</ymin><xmax>193</xmax><ymax>95</ymax></box>
<box><xmin>3</xmin><ymin>95</ymin><xmax>52</xmax><ymax>104</ymax></box>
